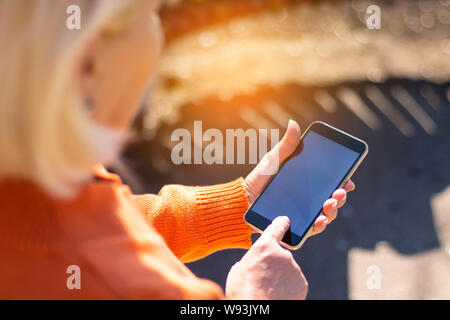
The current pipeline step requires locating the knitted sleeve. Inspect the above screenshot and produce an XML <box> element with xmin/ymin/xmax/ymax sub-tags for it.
<box><xmin>130</xmin><ymin>178</ymin><xmax>253</xmax><ymax>263</ymax></box>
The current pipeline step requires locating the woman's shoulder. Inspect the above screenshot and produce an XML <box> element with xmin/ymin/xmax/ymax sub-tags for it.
<box><xmin>0</xmin><ymin>173</ymin><xmax>184</xmax><ymax>299</ymax></box>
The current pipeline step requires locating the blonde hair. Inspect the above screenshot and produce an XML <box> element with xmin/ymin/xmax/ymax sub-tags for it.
<box><xmin>0</xmin><ymin>0</ymin><xmax>139</xmax><ymax>197</ymax></box>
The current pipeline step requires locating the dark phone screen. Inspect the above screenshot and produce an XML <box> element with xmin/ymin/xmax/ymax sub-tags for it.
<box><xmin>250</xmin><ymin>130</ymin><xmax>361</xmax><ymax>244</ymax></box>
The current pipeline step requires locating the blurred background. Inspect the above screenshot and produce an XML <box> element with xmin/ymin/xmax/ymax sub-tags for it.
<box><xmin>118</xmin><ymin>0</ymin><xmax>450</xmax><ymax>299</ymax></box>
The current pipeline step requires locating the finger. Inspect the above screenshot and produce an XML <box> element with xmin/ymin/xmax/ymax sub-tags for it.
<box><xmin>311</xmin><ymin>215</ymin><xmax>328</xmax><ymax>236</ymax></box>
<box><xmin>343</xmin><ymin>180</ymin><xmax>355</xmax><ymax>192</ymax></box>
<box><xmin>261</xmin><ymin>216</ymin><xmax>290</xmax><ymax>242</ymax></box>
<box><xmin>332</xmin><ymin>189</ymin><xmax>347</xmax><ymax>208</ymax></box>
<box><xmin>323</xmin><ymin>198</ymin><xmax>338</xmax><ymax>221</ymax></box>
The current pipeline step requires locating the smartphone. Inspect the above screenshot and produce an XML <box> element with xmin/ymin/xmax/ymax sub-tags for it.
<box><xmin>244</xmin><ymin>121</ymin><xmax>368</xmax><ymax>250</ymax></box>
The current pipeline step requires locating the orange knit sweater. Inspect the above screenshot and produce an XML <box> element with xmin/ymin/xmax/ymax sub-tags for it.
<box><xmin>0</xmin><ymin>166</ymin><xmax>252</xmax><ymax>299</ymax></box>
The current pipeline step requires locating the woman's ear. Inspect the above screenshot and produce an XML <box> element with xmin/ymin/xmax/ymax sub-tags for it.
<box><xmin>77</xmin><ymin>37</ymin><xmax>101</xmax><ymax>110</ymax></box>
<box><xmin>74</xmin><ymin>3</ymin><xmax>164</xmax><ymax>130</ymax></box>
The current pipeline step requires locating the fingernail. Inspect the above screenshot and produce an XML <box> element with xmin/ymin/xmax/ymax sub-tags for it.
<box><xmin>275</xmin><ymin>216</ymin><xmax>289</xmax><ymax>224</ymax></box>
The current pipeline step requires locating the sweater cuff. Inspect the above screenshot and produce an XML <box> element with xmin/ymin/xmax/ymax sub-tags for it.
<box><xmin>194</xmin><ymin>178</ymin><xmax>252</xmax><ymax>251</ymax></box>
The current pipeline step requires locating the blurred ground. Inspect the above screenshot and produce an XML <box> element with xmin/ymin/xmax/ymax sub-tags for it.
<box><xmin>349</xmin><ymin>185</ymin><xmax>450</xmax><ymax>300</ymax></box>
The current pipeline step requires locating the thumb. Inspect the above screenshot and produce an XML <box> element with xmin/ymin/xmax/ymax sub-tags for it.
<box><xmin>244</xmin><ymin>120</ymin><xmax>301</xmax><ymax>201</ymax></box>
<box><xmin>261</xmin><ymin>216</ymin><xmax>290</xmax><ymax>242</ymax></box>
<box><xmin>276</xmin><ymin>119</ymin><xmax>302</xmax><ymax>163</ymax></box>
<box><xmin>259</xmin><ymin>119</ymin><xmax>301</xmax><ymax>174</ymax></box>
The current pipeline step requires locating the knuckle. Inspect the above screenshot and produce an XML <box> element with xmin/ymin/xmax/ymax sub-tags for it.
<box><xmin>255</xmin><ymin>239</ymin><xmax>287</xmax><ymax>260</ymax></box>
<box><xmin>259</xmin><ymin>153</ymin><xmax>272</xmax><ymax>170</ymax></box>
<box><xmin>281</xmin><ymin>249</ymin><xmax>293</xmax><ymax>261</ymax></box>
<box><xmin>262</xmin><ymin>150</ymin><xmax>279</xmax><ymax>167</ymax></box>
<box><xmin>269</xmin><ymin>247</ymin><xmax>292</xmax><ymax>264</ymax></box>
<box><xmin>252</xmin><ymin>240</ymin><xmax>274</xmax><ymax>258</ymax></box>
<box><xmin>255</xmin><ymin>238</ymin><xmax>271</xmax><ymax>251</ymax></box>
<box><xmin>264</xmin><ymin>149</ymin><xmax>275</xmax><ymax>162</ymax></box>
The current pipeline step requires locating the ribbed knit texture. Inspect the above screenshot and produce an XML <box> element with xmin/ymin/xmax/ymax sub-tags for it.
<box><xmin>132</xmin><ymin>178</ymin><xmax>252</xmax><ymax>263</ymax></box>
<box><xmin>195</xmin><ymin>179</ymin><xmax>253</xmax><ymax>256</ymax></box>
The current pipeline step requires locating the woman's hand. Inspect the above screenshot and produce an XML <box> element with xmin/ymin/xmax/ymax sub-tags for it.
<box><xmin>226</xmin><ymin>216</ymin><xmax>308</xmax><ymax>300</ymax></box>
<box><xmin>243</xmin><ymin>119</ymin><xmax>355</xmax><ymax>237</ymax></box>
